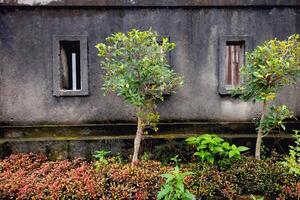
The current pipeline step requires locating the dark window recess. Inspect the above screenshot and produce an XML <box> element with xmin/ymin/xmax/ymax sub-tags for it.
<box><xmin>225</xmin><ymin>41</ymin><xmax>245</xmax><ymax>87</ymax></box>
<box><xmin>59</xmin><ymin>41</ymin><xmax>81</xmax><ymax>90</ymax></box>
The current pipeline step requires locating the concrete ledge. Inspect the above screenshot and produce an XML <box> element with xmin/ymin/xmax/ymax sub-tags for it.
<box><xmin>1</xmin><ymin>122</ymin><xmax>298</xmax><ymax>160</ymax></box>
<box><xmin>1</xmin><ymin>121</ymin><xmax>299</xmax><ymax>141</ymax></box>
<box><xmin>0</xmin><ymin>0</ymin><xmax>300</xmax><ymax>7</ymax></box>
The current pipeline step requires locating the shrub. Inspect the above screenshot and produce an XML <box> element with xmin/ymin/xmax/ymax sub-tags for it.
<box><xmin>187</xmin><ymin>164</ymin><xmax>237</xmax><ymax>199</ymax></box>
<box><xmin>105</xmin><ymin>161</ymin><xmax>171</xmax><ymax>200</ymax></box>
<box><xmin>0</xmin><ymin>154</ymin><xmax>106</xmax><ymax>199</ymax></box>
<box><xmin>226</xmin><ymin>157</ymin><xmax>283</xmax><ymax>197</ymax></box>
<box><xmin>1</xmin><ymin>153</ymin><xmax>299</xmax><ymax>199</ymax></box>
<box><xmin>278</xmin><ymin>172</ymin><xmax>300</xmax><ymax>199</ymax></box>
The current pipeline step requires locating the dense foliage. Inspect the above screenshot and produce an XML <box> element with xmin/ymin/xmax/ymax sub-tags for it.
<box><xmin>1</xmin><ymin>152</ymin><xmax>299</xmax><ymax>199</ymax></box>
<box><xmin>233</xmin><ymin>34</ymin><xmax>300</xmax><ymax>102</ymax></box>
<box><xmin>96</xmin><ymin>29</ymin><xmax>183</xmax><ymax>110</ymax></box>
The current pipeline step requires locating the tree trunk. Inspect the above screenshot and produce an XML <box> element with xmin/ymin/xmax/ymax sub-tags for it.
<box><xmin>132</xmin><ymin>116</ymin><xmax>143</xmax><ymax>164</ymax></box>
<box><xmin>255</xmin><ymin>100</ymin><xmax>268</xmax><ymax>160</ymax></box>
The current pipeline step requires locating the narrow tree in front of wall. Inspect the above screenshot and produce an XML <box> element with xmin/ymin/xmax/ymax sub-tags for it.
<box><xmin>232</xmin><ymin>34</ymin><xmax>300</xmax><ymax>160</ymax></box>
<box><xmin>96</xmin><ymin>29</ymin><xmax>183</xmax><ymax>164</ymax></box>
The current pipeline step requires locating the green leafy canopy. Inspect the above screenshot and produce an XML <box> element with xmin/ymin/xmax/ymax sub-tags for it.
<box><xmin>96</xmin><ymin>28</ymin><xmax>183</xmax><ymax>130</ymax></box>
<box><xmin>231</xmin><ymin>34</ymin><xmax>300</xmax><ymax>102</ymax></box>
<box><xmin>95</xmin><ymin>29</ymin><xmax>183</xmax><ymax>106</ymax></box>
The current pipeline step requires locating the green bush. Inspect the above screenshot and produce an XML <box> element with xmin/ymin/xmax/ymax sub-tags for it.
<box><xmin>186</xmin><ymin>134</ymin><xmax>249</xmax><ymax>165</ymax></box>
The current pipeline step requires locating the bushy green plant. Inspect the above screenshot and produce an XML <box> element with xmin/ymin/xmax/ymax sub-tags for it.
<box><xmin>93</xmin><ymin>150</ymin><xmax>110</xmax><ymax>170</ymax></box>
<box><xmin>186</xmin><ymin>134</ymin><xmax>249</xmax><ymax>164</ymax></box>
<box><xmin>282</xmin><ymin>130</ymin><xmax>300</xmax><ymax>175</ymax></box>
<box><xmin>96</xmin><ymin>29</ymin><xmax>183</xmax><ymax>163</ymax></box>
<box><xmin>158</xmin><ymin>165</ymin><xmax>195</xmax><ymax>200</ymax></box>
<box><xmin>231</xmin><ymin>34</ymin><xmax>300</xmax><ymax>159</ymax></box>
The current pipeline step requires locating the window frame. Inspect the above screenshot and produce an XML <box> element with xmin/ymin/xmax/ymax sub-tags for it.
<box><xmin>52</xmin><ymin>35</ymin><xmax>88</xmax><ymax>97</ymax></box>
<box><xmin>218</xmin><ymin>35</ymin><xmax>252</xmax><ymax>95</ymax></box>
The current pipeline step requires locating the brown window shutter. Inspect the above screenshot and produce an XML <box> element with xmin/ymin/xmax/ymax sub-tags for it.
<box><xmin>225</xmin><ymin>43</ymin><xmax>243</xmax><ymax>86</ymax></box>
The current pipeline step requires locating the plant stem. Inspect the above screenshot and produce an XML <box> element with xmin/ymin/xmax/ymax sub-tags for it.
<box><xmin>132</xmin><ymin>116</ymin><xmax>143</xmax><ymax>164</ymax></box>
<box><xmin>255</xmin><ymin>100</ymin><xmax>268</xmax><ymax>160</ymax></box>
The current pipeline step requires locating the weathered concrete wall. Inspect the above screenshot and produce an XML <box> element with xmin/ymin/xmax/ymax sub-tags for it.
<box><xmin>1</xmin><ymin>4</ymin><xmax>299</xmax><ymax>126</ymax></box>
<box><xmin>0</xmin><ymin>1</ymin><xmax>299</xmax><ymax>158</ymax></box>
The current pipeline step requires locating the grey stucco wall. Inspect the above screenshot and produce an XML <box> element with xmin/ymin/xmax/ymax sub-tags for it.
<box><xmin>0</xmin><ymin>5</ymin><xmax>300</xmax><ymax>126</ymax></box>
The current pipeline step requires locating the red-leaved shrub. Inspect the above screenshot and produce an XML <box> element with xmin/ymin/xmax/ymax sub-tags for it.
<box><xmin>0</xmin><ymin>153</ymin><xmax>299</xmax><ymax>199</ymax></box>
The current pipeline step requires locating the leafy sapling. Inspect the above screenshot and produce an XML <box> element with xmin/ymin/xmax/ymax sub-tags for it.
<box><xmin>93</xmin><ymin>150</ymin><xmax>110</xmax><ymax>171</ymax></box>
<box><xmin>231</xmin><ymin>34</ymin><xmax>300</xmax><ymax>159</ymax></box>
<box><xmin>158</xmin><ymin>155</ymin><xmax>195</xmax><ymax>200</ymax></box>
<box><xmin>96</xmin><ymin>29</ymin><xmax>183</xmax><ymax>164</ymax></box>
<box><xmin>170</xmin><ymin>155</ymin><xmax>181</xmax><ymax>167</ymax></box>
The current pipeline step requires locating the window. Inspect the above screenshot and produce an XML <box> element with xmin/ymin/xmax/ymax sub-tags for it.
<box><xmin>218</xmin><ymin>36</ymin><xmax>252</xmax><ymax>95</ymax></box>
<box><xmin>225</xmin><ymin>41</ymin><xmax>244</xmax><ymax>87</ymax></box>
<box><xmin>53</xmin><ymin>35</ymin><xmax>88</xmax><ymax>96</ymax></box>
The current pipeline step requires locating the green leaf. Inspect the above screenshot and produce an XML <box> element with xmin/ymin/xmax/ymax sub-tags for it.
<box><xmin>237</xmin><ymin>146</ymin><xmax>250</xmax><ymax>152</ymax></box>
<box><xmin>228</xmin><ymin>151</ymin><xmax>236</xmax><ymax>158</ymax></box>
<box><xmin>215</xmin><ymin>147</ymin><xmax>224</xmax><ymax>152</ymax></box>
<box><xmin>158</xmin><ymin>185</ymin><xmax>172</xmax><ymax>200</ymax></box>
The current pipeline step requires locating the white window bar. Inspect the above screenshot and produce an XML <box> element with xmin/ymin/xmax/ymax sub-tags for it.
<box><xmin>72</xmin><ymin>53</ymin><xmax>77</xmax><ymax>90</ymax></box>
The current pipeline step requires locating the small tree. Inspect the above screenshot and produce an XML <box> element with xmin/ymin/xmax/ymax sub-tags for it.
<box><xmin>96</xmin><ymin>29</ymin><xmax>183</xmax><ymax>164</ymax></box>
<box><xmin>232</xmin><ymin>34</ymin><xmax>300</xmax><ymax>160</ymax></box>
